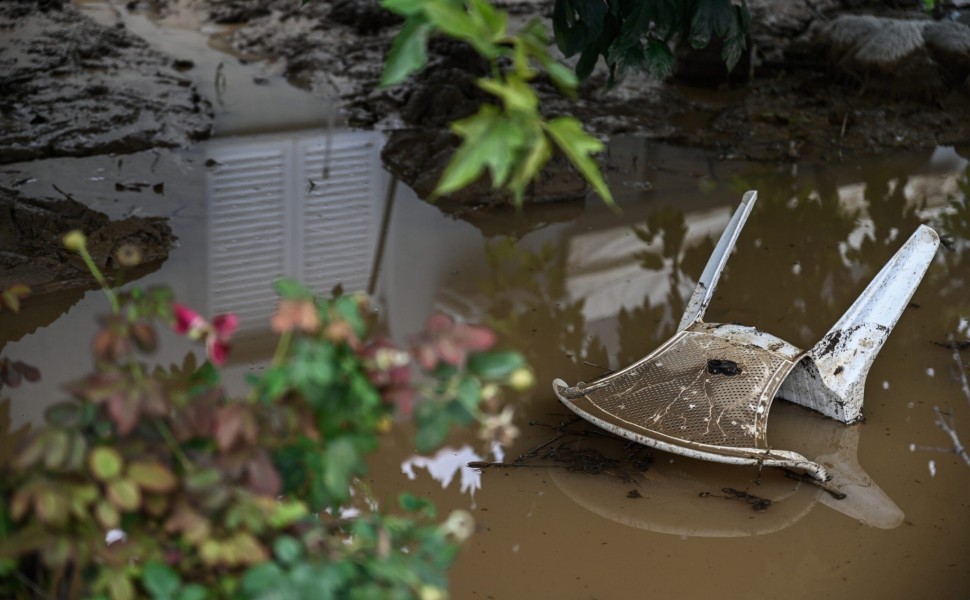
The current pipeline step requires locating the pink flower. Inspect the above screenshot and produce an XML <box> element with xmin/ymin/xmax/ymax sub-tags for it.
<box><xmin>173</xmin><ymin>304</ymin><xmax>238</xmax><ymax>365</ymax></box>
<box><xmin>412</xmin><ymin>313</ymin><xmax>496</xmax><ymax>371</ymax></box>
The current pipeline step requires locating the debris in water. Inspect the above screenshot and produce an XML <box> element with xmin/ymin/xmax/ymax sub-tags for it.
<box><xmin>707</xmin><ymin>358</ymin><xmax>742</xmax><ymax>376</ymax></box>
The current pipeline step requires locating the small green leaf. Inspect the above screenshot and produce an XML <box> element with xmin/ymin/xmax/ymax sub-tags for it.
<box><xmin>381</xmin><ymin>0</ymin><xmax>426</xmax><ymax>17</ymax></box>
<box><xmin>381</xmin><ymin>19</ymin><xmax>432</xmax><ymax>86</ymax></box>
<box><xmin>507</xmin><ymin>132</ymin><xmax>552</xmax><ymax>205</ymax></box>
<box><xmin>323</xmin><ymin>437</ymin><xmax>359</xmax><ymax>504</ymax></box>
<box><xmin>434</xmin><ymin>105</ymin><xmax>528</xmax><ymax>197</ymax></box>
<box><xmin>645</xmin><ymin>38</ymin><xmax>674</xmax><ymax>80</ymax></box>
<box><xmin>543</xmin><ymin>117</ymin><xmax>614</xmax><ymax>206</ymax></box>
<box><xmin>241</xmin><ymin>563</ymin><xmax>286</xmax><ymax>595</ymax></box>
<box><xmin>177</xmin><ymin>585</ymin><xmax>207</xmax><ymax>600</ymax></box>
<box><xmin>273</xmin><ymin>535</ymin><xmax>303</xmax><ymax>566</ymax></box>
<box><xmin>88</xmin><ymin>446</ymin><xmax>124</xmax><ymax>481</ymax></box>
<box><xmin>467</xmin><ymin>350</ymin><xmax>526</xmax><ymax>380</ymax></box>
<box><xmin>399</xmin><ymin>492</ymin><xmax>436</xmax><ymax>517</ymax></box>
<box><xmin>477</xmin><ymin>75</ymin><xmax>539</xmax><ymax>114</ymax></box>
<box><xmin>455</xmin><ymin>374</ymin><xmax>481</xmax><ymax>413</ymax></box>
<box><xmin>107</xmin><ymin>478</ymin><xmax>142</xmax><ymax>512</ymax></box>
<box><xmin>274</xmin><ymin>278</ymin><xmax>315</xmax><ymax>300</ymax></box>
<box><xmin>95</xmin><ymin>500</ymin><xmax>120</xmax><ymax>529</ymax></box>
<box><xmin>143</xmin><ymin>561</ymin><xmax>180</xmax><ymax>600</ymax></box>
<box><xmin>128</xmin><ymin>461</ymin><xmax>178</xmax><ymax>494</ymax></box>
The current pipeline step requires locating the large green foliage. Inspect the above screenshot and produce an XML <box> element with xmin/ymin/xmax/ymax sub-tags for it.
<box><xmin>553</xmin><ymin>0</ymin><xmax>749</xmax><ymax>83</ymax></box>
<box><xmin>376</xmin><ymin>0</ymin><xmax>749</xmax><ymax>207</ymax></box>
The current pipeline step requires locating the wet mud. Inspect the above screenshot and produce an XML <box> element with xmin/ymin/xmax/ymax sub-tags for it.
<box><xmin>0</xmin><ymin>0</ymin><xmax>212</xmax><ymax>164</ymax></box>
<box><xmin>0</xmin><ymin>184</ymin><xmax>173</xmax><ymax>317</ymax></box>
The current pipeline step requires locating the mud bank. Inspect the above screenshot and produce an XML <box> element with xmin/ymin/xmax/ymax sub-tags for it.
<box><xmin>0</xmin><ymin>0</ymin><xmax>213</xmax><ymax>164</ymax></box>
<box><xmin>0</xmin><ymin>185</ymin><xmax>174</xmax><ymax>296</ymax></box>
<box><xmin>130</xmin><ymin>0</ymin><xmax>970</xmax><ymax>204</ymax></box>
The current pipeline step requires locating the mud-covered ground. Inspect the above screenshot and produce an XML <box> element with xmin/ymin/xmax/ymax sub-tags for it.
<box><xmin>0</xmin><ymin>0</ymin><xmax>212</xmax><ymax>164</ymax></box>
<box><xmin>149</xmin><ymin>0</ymin><xmax>970</xmax><ymax>160</ymax></box>
<box><xmin>115</xmin><ymin>0</ymin><xmax>970</xmax><ymax>205</ymax></box>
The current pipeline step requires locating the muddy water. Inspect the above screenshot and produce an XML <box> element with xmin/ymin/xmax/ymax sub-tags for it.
<box><xmin>2</xmin><ymin>3</ymin><xmax>970</xmax><ymax>598</ymax></box>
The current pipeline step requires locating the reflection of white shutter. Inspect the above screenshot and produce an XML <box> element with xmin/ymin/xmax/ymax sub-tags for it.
<box><xmin>205</xmin><ymin>131</ymin><xmax>384</xmax><ymax>333</ymax></box>
<box><xmin>207</xmin><ymin>143</ymin><xmax>292</xmax><ymax>332</ymax></box>
<box><xmin>297</xmin><ymin>134</ymin><xmax>382</xmax><ymax>296</ymax></box>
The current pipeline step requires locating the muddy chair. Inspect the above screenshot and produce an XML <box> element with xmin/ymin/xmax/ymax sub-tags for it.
<box><xmin>552</xmin><ymin>191</ymin><xmax>940</xmax><ymax>481</ymax></box>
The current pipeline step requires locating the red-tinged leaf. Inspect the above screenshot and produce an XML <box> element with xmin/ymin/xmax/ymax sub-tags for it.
<box><xmin>426</xmin><ymin>313</ymin><xmax>454</xmax><ymax>334</ymax></box>
<box><xmin>245</xmin><ymin>450</ymin><xmax>282</xmax><ymax>497</ymax></box>
<box><xmin>108</xmin><ymin>393</ymin><xmax>139</xmax><ymax>436</ymax></box>
<box><xmin>435</xmin><ymin>338</ymin><xmax>465</xmax><ymax>366</ymax></box>
<box><xmin>13</xmin><ymin>361</ymin><xmax>39</xmax><ymax>382</ymax></box>
<box><xmin>95</xmin><ymin>500</ymin><xmax>120</xmax><ymax>529</ymax></box>
<box><xmin>106</xmin><ymin>478</ymin><xmax>141</xmax><ymax>512</ymax></box>
<box><xmin>214</xmin><ymin>405</ymin><xmax>244</xmax><ymax>453</ymax></box>
<box><xmin>453</xmin><ymin>324</ymin><xmax>497</xmax><ymax>351</ymax></box>
<box><xmin>10</xmin><ymin>489</ymin><xmax>31</xmax><ymax>521</ymax></box>
<box><xmin>12</xmin><ymin>432</ymin><xmax>48</xmax><ymax>470</ymax></box>
<box><xmin>127</xmin><ymin>461</ymin><xmax>177</xmax><ymax>494</ymax></box>
<box><xmin>88</xmin><ymin>446</ymin><xmax>124</xmax><ymax>481</ymax></box>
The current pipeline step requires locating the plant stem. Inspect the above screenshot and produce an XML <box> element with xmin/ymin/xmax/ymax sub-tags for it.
<box><xmin>154</xmin><ymin>419</ymin><xmax>193</xmax><ymax>472</ymax></box>
<box><xmin>77</xmin><ymin>246</ymin><xmax>120</xmax><ymax>314</ymax></box>
<box><xmin>272</xmin><ymin>330</ymin><xmax>293</xmax><ymax>366</ymax></box>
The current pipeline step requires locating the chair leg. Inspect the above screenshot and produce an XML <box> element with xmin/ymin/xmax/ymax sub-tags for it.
<box><xmin>779</xmin><ymin>225</ymin><xmax>940</xmax><ymax>423</ymax></box>
<box><xmin>677</xmin><ymin>190</ymin><xmax>758</xmax><ymax>332</ymax></box>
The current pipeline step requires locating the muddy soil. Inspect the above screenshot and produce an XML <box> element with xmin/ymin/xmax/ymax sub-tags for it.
<box><xmin>123</xmin><ymin>0</ymin><xmax>970</xmax><ymax>205</ymax></box>
<box><xmin>0</xmin><ymin>184</ymin><xmax>174</xmax><ymax>299</ymax></box>
<box><xmin>0</xmin><ymin>0</ymin><xmax>213</xmax><ymax>164</ymax></box>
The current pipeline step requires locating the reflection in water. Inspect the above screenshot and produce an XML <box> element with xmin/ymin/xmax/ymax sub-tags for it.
<box><xmin>3</xmin><ymin>133</ymin><xmax>969</xmax><ymax>596</ymax></box>
<box><xmin>401</xmin><ymin>442</ymin><xmax>505</xmax><ymax>503</ymax></box>
<box><xmin>204</xmin><ymin>131</ymin><xmax>384</xmax><ymax>333</ymax></box>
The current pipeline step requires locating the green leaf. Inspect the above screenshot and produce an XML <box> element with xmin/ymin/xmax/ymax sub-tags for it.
<box><xmin>423</xmin><ymin>3</ymin><xmax>478</xmax><ymax>40</ymax></box>
<box><xmin>241</xmin><ymin>563</ymin><xmax>285</xmax><ymax>596</ymax></box>
<box><xmin>44</xmin><ymin>401</ymin><xmax>82</xmax><ymax>427</ymax></box>
<box><xmin>323</xmin><ymin>437</ymin><xmax>359</xmax><ymax>503</ymax></box>
<box><xmin>381</xmin><ymin>19</ymin><xmax>432</xmax><ymax>87</ymax></box>
<box><xmin>381</xmin><ymin>0</ymin><xmax>426</xmax><ymax>17</ymax></box>
<box><xmin>543</xmin><ymin>117</ymin><xmax>614</xmax><ymax>206</ymax></box>
<box><xmin>689</xmin><ymin>0</ymin><xmax>737</xmax><ymax>49</ymax></box>
<box><xmin>467</xmin><ymin>350</ymin><xmax>526</xmax><ymax>380</ymax></box>
<box><xmin>177</xmin><ymin>585</ymin><xmax>207</xmax><ymax>600</ymax></box>
<box><xmin>128</xmin><ymin>461</ymin><xmax>178</xmax><ymax>494</ymax></box>
<box><xmin>434</xmin><ymin>105</ymin><xmax>527</xmax><ymax>197</ymax></box>
<box><xmin>645</xmin><ymin>38</ymin><xmax>674</xmax><ymax>80</ymax></box>
<box><xmin>399</xmin><ymin>492</ymin><xmax>436</xmax><ymax>517</ymax></box>
<box><xmin>455</xmin><ymin>374</ymin><xmax>481</xmax><ymax>413</ymax></box>
<box><xmin>273</xmin><ymin>535</ymin><xmax>303</xmax><ymax>566</ymax></box>
<box><xmin>507</xmin><ymin>132</ymin><xmax>552</xmax><ymax>206</ymax></box>
<box><xmin>107</xmin><ymin>478</ymin><xmax>141</xmax><ymax>512</ymax></box>
<box><xmin>477</xmin><ymin>75</ymin><xmax>538</xmax><ymax>114</ymax></box>
<box><xmin>274</xmin><ymin>278</ymin><xmax>315</xmax><ymax>300</ymax></box>
<box><xmin>413</xmin><ymin>403</ymin><xmax>451</xmax><ymax>453</ymax></box>
<box><xmin>143</xmin><ymin>561</ymin><xmax>180</xmax><ymax>600</ymax></box>
<box><xmin>88</xmin><ymin>446</ymin><xmax>124</xmax><ymax>481</ymax></box>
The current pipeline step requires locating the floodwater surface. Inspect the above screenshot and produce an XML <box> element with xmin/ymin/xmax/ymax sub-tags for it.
<box><xmin>2</xmin><ymin>3</ymin><xmax>970</xmax><ymax>599</ymax></box>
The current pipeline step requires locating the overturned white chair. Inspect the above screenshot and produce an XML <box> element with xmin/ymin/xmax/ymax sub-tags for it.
<box><xmin>553</xmin><ymin>190</ymin><xmax>940</xmax><ymax>481</ymax></box>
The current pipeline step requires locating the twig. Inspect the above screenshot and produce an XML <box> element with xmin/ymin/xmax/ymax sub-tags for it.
<box><xmin>933</xmin><ymin>406</ymin><xmax>970</xmax><ymax>467</ymax></box>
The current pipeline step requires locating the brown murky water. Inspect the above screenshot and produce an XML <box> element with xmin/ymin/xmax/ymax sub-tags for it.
<box><xmin>2</xmin><ymin>3</ymin><xmax>970</xmax><ymax>598</ymax></box>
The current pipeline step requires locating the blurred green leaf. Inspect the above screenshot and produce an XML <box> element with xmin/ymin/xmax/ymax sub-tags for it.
<box><xmin>467</xmin><ymin>350</ymin><xmax>525</xmax><ymax>380</ymax></box>
<box><xmin>273</xmin><ymin>535</ymin><xmax>303</xmax><ymax>566</ymax></box>
<box><xmin>543</xmin><ymin>117</ymin><xmax>614</xmax><ymax>206</ymax></box>
<box><xmin>88</xmin><ymin>446</ymin><xmax>124</xmax><ymax>481</ymax></box>
<box><xmin>381</xmin><ymin>18</ymin><xmax>432</xmax><ymax>86</ymax></box>
<box><xmin>143</xmin><ymin>561</ymin><xmax>180</xmax><ymax>600</ymax></box>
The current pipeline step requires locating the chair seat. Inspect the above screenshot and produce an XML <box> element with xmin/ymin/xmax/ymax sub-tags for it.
<box><xmin>554</xmin><ymin>323</ymin><xmax>830</xmax><ymax>480</ymax></box>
